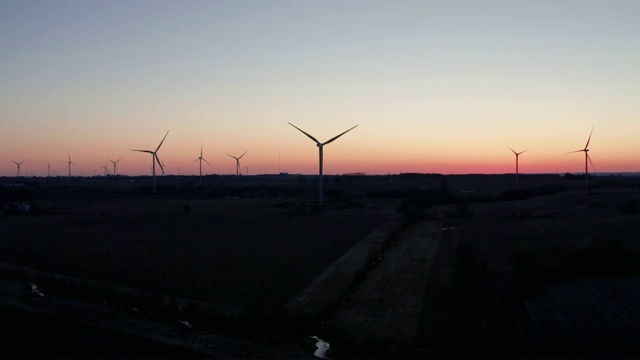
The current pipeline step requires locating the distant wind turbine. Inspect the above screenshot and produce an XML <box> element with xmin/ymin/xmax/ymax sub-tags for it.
<box><xmin>101</xmin><ymin>163</ymin><xmax>110</xmax><ymax>176</ymax></box>
<box><xmin>12</xmin><ymin>160</ymin><xmax>24</xmax><ymax>177</ymax></box>
<box><xmin>65</xmin><ymin>152</ymin><xmax>78</xmax><ymax>177</ymax></box>
<box><xmin>288</xmin><ymin>122</ymin><xmax>358</xmax><ymax>206</ymax></box>
<box><xmin>227</xmin><ymin>151</ymin><xmax>247</xmax><ymax>176</ymax></box>
<box><xmin>108</xmin><ymin>158</ymin><xmax>122</xmax><ymax>176</ymax></box>
<box><xmin>45</xmin><ymin>162</ymin><xmax>51</xmax><ymax>177</ymax></box>
<box><xmin>506</xmin><ymin>146</ymin><xmax>530</xmax><ymax>181</ymax></box>
<box><xmin>190</xmin><ymin>142</ymin><xmax>214</xmax><ymax>183</ymax></box>
<box><xmin>565</xmin><ymin>126</ymin><xmax>595</xmax><ymax>189</ymax></box>
<box><xmin>132</xmin><ymin>130</ymin><xmax>169</xmax><ymax>193</ymax></box>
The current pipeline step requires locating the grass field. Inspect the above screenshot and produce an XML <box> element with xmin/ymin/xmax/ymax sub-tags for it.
<box><xmin>0</xmin><ymin>196</ymin><xmax>396</xmax><ymax>311</ymax></box>
<box><xmin>1</xmin><ymin>174</ymin><xmax>640</xmax><ymax>357</ymax></box>
<box><xmin>416</xmin><ymin>187</ymin><xmax>640</xmax><ymax>357</ymax></box>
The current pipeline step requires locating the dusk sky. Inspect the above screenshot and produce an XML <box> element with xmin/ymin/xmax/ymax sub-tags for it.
<box><xmin>1</xmin><ymin>0</ymin><xmax>639</xmax><ymax>176</ymax></box>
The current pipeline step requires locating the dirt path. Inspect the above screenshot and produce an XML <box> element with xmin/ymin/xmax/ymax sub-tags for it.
<box><xmin>324</xmin><ymin>220</ymin><xmax>441</xmax><ymax>354</ymax></box>
<box><xmin>285</xmin><ymin>220</ymin><xmax>401</xmax><ymax>320</ymax></box>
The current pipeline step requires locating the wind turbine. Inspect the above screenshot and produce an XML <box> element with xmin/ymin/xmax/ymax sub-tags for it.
<box><xmin>227</xmin><ymin>151</ymin><xmax>247</xmax><ymax>176</ymax></box>
<box><xmin>132</xmin><ymin>130</ymin><xmax>169</xmax><ymax>193</ymax></box>
<box><xmin>101</xmin><ymin>163</ymin><xmax>110</xmax><ymax>176</ymax></box>
<box><xmin>506</xmin><ymin>146</ymin><xmax>530</xmax><ymax>181</ymax></box>
<box><xmin>65</xmin><ymin>152</ymin><xmax>78</xmax><ymax>177</ymax></box>
<box><xmin>45</xmin><ymin>162</ymin><xmax>51</xmax><ymax>177</ymax></box>
<box><xmin>565</xmin><ymin>126</ymin><xmax>595</xmax><ymax>189</ymax></box>
<box><xmin>190</xmin><ymin>142</ymin><xmax>214</xmax><ymax>183</ymax></box>
<box><xmin>12</xmin><ymin>160</ymin><xmax>24</xmax><ymax>177</ymax></box>
<box><xmin>288</xmin><ymin>122</ymin><xmax>358</xmax><ymax>206</ymax></box>
<box><xmin>108</xmin><ymin>158</ymin><xmax>122</xmax><ymax>176</ymax></box>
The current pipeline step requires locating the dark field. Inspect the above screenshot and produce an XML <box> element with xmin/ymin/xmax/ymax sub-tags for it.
<box><xmin>1</xmin><ymin>173</ymin><xmax>640</xmax><ymax>357</ymax></box>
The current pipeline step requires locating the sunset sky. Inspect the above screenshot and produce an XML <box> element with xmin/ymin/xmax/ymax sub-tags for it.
<box><xmin>1</xmin><ymin>0</ymin><xmax>639</xmax><ymax>176</ymax></box>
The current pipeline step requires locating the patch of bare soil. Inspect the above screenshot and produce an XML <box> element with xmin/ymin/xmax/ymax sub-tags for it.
<box><xmin>322</xmin><ymin>221</ymin><xmax>441</xmax><ymax>357</ymax></box>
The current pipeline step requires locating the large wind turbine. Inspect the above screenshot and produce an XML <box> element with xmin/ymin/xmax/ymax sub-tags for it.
<box><xmin>132</xmin><ymin>130</ymin><xmax>169</xmax><ymax>193</ymax></box>
<box><xmin>12</xmin><ymin>160</ymin><xmax>24</xmax><ymax>177</ymax></box>
<box><xmin>288</xmin><ymin>122</ymin><xmax>358</xmax><ymax>206</ymax></box>
<box><xmin>108</xmin><ymin>158</ymin><xmax>122</xmax><ymax>176</ymax></box>
<box><xmin>506</xmin><ymin>146</ymin><xmax>530</xmax><ymax>181</ymax></box>
<box><xmin>191</xmin><ymin>142</ymin><xmax>214</xmax><ymax>183</ymax></box>
<box><xmin>227</xmin><ymin>151</ymin><xmax>247</xmax><ymax>176</ymax></box>
<box><xmin>65</xmin><ymin>152</ymin><xmax>78</xmax><ymax>177</ymax></box>
<box><xmin>565</xmin><ymin>126</ymin><xmax>595</xmax><ymax>189</ymax></box>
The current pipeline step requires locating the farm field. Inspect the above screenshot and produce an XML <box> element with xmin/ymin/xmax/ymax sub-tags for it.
<box><xmin>1</xmin><ymin>174</ymin><xmax>640</xmax><ymax>357</ymax></box>
<box><xmin>0</xmin><ymin>196</ymin><xmax>397</xmax><ymax>310</ymax></box>
<box><xmin>416</xmin><ymin>187</ymin><xmax>640</xmax><ymax>357</ymax></box>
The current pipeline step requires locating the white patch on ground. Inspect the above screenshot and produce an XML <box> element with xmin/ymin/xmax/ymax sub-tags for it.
<box><xmin>29</xmin><ymin>283</ymin><xmax>44</xmax><ymax>297</ymax></box>
<box><xmin>310</xmin><ymin>336</ymin><xmax>330</xmax><ymax>359</ymax></box>
<box><xmin>178</xmin><ymin>320</ymin><xmax>192</xmax><ymax>328</ymax></box>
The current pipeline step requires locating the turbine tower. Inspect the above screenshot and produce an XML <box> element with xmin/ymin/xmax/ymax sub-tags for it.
<box><xmin>12</xmin><ymin>160</ymin><xmax>24</xmax><ymax>177</ymax></box>
<box><xmin>65</xmin><ymin>152</ymin><xmax>78</xmax><ymax>177</ymax></box>
<box><xmin>132</xmin><ymin>130</ymin><xmax>169</xmax><ymax>193</ymax></box>
<box><xmin>565</xmin><ymin>126</ymin><xmax>595</xmax><ymax>189</ymax></box>
<box><xmin>108</xmin><ymin>158</ymin><xmax>122</xmax><ymax>176</ymax></box>
<box><xmin>288</xmin><ymin>122</ymin><xmax>358</xmax><ymax>206</ymax></box>
<box><xmin>190</xmin><ymin>142</ymin><xmax>214</xmax><ymax>183</ymax></box>
<box><xmin>227</xmin><ymin>151</ymin><xmax>247</xmax><ymax>176</ymax></box>
<box><xmin>506</xmin><ymin>146</ymin><xmax>530</xmax><ymax>181</ymax></box>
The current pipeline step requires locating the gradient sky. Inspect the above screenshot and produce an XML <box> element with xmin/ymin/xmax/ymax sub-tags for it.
<box><xmin>1</xmin><ymin>0</ymin><xmax>639</xmax><ymax>176</ymax></box>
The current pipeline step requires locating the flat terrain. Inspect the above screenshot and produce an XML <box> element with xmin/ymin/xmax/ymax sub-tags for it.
<box><xmin>0</xmin><ymin>196</ymin><xmax>396</xmax><ymax>310</ymax></box>
<box><xmin>1</xmin><ymin>174</ymin><xmax>640</xmax><ymax>357</ymax></box>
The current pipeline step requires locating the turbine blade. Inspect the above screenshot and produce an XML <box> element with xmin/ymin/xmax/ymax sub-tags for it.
<box><xmin>238</xmin><ymin>150</ymin><xmax>248</xmax><ymax>159</ymax></box>
<box><xmin>587</xmin><ymin>153</ymin><xmax>596</xmax><ymax>170</ymax></box>
<box><xmin>506</xmin><ymin>145</ymin><xmax>517</xmax><ymax>154</ymax></box>
<box><xmin>202</xmin><ymin>158</ymin><xmax>214</xmax><ymax>169</ymax></box>
<box><xmin>288</xmin><ymin>122</ymin><xmax>321</xmax><ymax>144</ymax></box>
<box><xmin>584</xmin><ymin>125</ymin><xmax>594</xmax><ymax>149</ymax></box>
<box><xmin>520</xmin><ymin>148</ymin><xmax>532</xmax><ymax>155</ymax></box>
<box><xmin>227</xmin><ymin>154</ymin><xmax>239</xmax><ymax>160</ymax></box>
<box><xmin>189</xmin><ymin>158</ymin><xmax>200</xmax><ymax>165</ymax></box>
<box><xmin>322</xmin><ymin>125</ymin><xmax>358</xmax><ymax>145</ymax></box>
<box><xmin>156</xmin><ymin>130</ymin><xmax>170</xmax><ymax>152</ymax></box>
<box><xmin>155</xmin><ymin>154</ymin><xmax>165</xmax><ymax>174</ymax></box>
<box><xmin>564</xmin><ymin>149</ymin><xmax>584</xmax><ymax>155</ymax></box>
<box><xmin>132</xmin><ymin>149</ymin><xmax>154</xmax><ymax>154</ymax></box>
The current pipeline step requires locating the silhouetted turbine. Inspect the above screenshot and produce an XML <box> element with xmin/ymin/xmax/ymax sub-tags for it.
<box><xmin>288</xmin><ymin>122</ymin><xmax>358</xmax><ymax>206</ymax></box>
<box><xmin>64</xmin><ymin>152</ymin><xmax>78</xmax><ymax>177</ymax></box>
<box><xmin>506</xmin><ymin>146</ymin><xmax>530</xmax><ymax>181</ymax></box>
<box><xmin>108</xmin><ymin>158</ymin><xmax>122</xmax><ymax>176</ymax></box>
<box><xmin>190</xmin><ymin>142</ymin><xmax>214</xmax><ymax>183</ymax></box>
<box><xmin>12</xmin><ymin>160</ymin><xmax>24</xmax><ymax>177</ymax></box>
<box><xmin>132</xmin><ymin>130</ymin><xmax>169</xmax><ymax>193</ymax></box>
<box><xmin>101</xmin><ymin>163</ymin><xmax>110</xmax><ymax>176</ymax></box>
<box><xmin>565</xmin><ymin>126</ymin><xmax>595</xmax><ymax>189</ymax></box>
<box><xmin>227</xmin><ymin>151</ymin><xmax>247</xmax><ymax>176</ymax></box>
